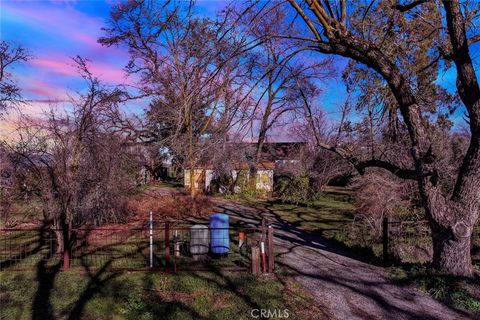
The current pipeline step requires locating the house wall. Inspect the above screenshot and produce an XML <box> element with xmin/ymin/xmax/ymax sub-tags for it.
<box><xmin>256</xmin><ymin>169</ymin><xmax>273</xmax><ymax>191</ymax></box>
<box><xmin>184</xmin><ymin>168</ymin><xmax>274</xmax><ymax>193</ymax></box>
<box><xmin>184</xmin><ymin>169</ymin><xmax>206</xmax><ymax>191</ymax></box>
<box><xmin>205</xmin><ymin>169</ymin><xmax>214</xmax><ymax>191</ymax></box>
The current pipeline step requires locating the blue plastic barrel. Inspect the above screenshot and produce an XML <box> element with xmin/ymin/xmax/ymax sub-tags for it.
<box><xmin>210</xmin><ymin>213</ymin><xmax>230</xmax><ymax>254</ymax></box>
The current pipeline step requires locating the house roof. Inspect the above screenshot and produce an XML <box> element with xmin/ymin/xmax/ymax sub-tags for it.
<box><xmin>186</xmin><ymin>161</ymin><xmax>275</xmax><ymax>170</ymax></box>
<box><xmin>231</xmin><ymin>142</ymin><xmax>307</xmax><ymax>161</ymax></box>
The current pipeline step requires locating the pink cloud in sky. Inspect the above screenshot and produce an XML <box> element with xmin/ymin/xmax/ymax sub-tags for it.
<box><xmin>3</xmin><ymin>3</ymin><xmax>104</xmax><ymax>39</ymax></box>
<box><xmin>30</xmin><ymin>56</ymin><xmax>130</xmax><ymax>84</ymax></box>
<box><xmin>19</xmin><ymin>76</ymin><xmax>69</xmax><ymax>101</ymax></box>
<box><xmin>30</xmin><ymin>58</ymin><xmax>77</xmax><ymax>77</ymax></box>
<box><xmin>0</xmin><ymin>101</ymin><xmax>73</xmax><ymax>140</ymax></box>
<box><xmin>3</xmin><ymin>2</ymin><xmax>129</xmax><ymax>61</ymax></box>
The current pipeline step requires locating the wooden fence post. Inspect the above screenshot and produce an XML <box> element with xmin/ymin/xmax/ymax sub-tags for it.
<box><xmin>251</xmin><ymin>246</ymin><xmax>260</xmax><ymax>274</ymax></box>
<box><xmin>261</xmin><ymin>218</ymin><xmax>266</xmax><ymax>243</ymax></box>
<box><xmin>268</xmin><ymin>225</ymin><xmax>274</xmax><ymax>273</ymax></box>
<box><xmin>165</xmin><ymin>222</ymin><xmax>170</xmax><ymax>273</ymax></box>
<box><xmin>63</xmin><ymin>247</ymin><xmax>70</xmax><ymax>271</ymax></box>
<box><xmin>63</xmin><ymin>230</ymin><xmax>70</xmax><ymax>271</ymax></box>
<box><xmin>382</xmin><ymin>217</ymin><xmax>389</xmax><ymax>262</ymax></box>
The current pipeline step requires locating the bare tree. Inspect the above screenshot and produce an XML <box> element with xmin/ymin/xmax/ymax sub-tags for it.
<box><xmin>289</xmin><ymin>107</ymin><xmax>350</xmax><ymax>191</ymax></box>
<box><xmin>0</xmin><ymin>41</ymin><xmax>30</xmax><ymax>115</ymax></box>
<box><xmin>277</xmin><ymin>0</ymin><xmax>480</xmax><ymax>275</ymax></box>
<box><xmin>0</xmin><ymin>145</ymin><xmax>16</xmax><ymax>225</ymax></box>
<box><xmin>231</xmin><ymin>3</ymin><xmax>334</xmax><ymax>172</ymax></box>
<box><xmin>8</xmin><ymin>57</ymin><xmax>139</xmax><ymax>252</ymax></box>
<box><xmin>100</xmin><ymin>0</ymin><xmax>249</xmax><ymax>197</ymax></box>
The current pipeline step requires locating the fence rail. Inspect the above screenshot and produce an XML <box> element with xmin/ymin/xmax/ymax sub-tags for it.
<box><xmin>383</xmin><ymin>218</ymin><xmax>432</xmax><ymax>262</ymax></box>
<box><xmin>382</xmin><ymin>217</ymin><xmax>479</xmax><ymax>262</ymax></box>
<box><xmin>0</xmin><ymin>219</ymin><xmax>275</xmax><ymax>274</ymax></box>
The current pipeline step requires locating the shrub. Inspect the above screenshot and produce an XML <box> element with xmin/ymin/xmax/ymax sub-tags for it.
<box><xmin>274</xmin><ymin>174</ymin><xmax>317</xmax><ymax>205</ymax></box>
<box><xmin>126</xmin><ymin>191</ymin><xmax>214</xmax><ymax>220</ymax></box>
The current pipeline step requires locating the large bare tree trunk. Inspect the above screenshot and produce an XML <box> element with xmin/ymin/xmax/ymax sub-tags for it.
<box><xmin>53</xmin><ymin>217</ymin><xmax>70</xmax><ymax>255</ymax></box>
<box><xmin>426</xmin><ymin>191</ymin><xmax>476</xmax><ymax>275</ymax></box>
<box><xmin>288</xmin><ymin>0</ymin><xmax>480</xmax><ymax>276</ymax></box>
<box><xmin>432</xmin><ymin>227</ymin><xmax>472</xmax><ymax>276</ymax></box>
<box><xmin>54</xmin><ymin>229</ymin><xmax>64</xmax><ymax>254</ymax></box>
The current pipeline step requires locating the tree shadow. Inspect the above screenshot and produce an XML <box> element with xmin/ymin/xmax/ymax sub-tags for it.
<box><xmin>274</xmin><ymin>258</ymin><xmax>474</xmax><ymax>319</ymax></box>
<box><xmin>215</xmin><ymin>199</ymin><xmax>476</xmax><ymax>319</ymax></box>
<box><xmin>1</xmin><ymin>221</ymin><xmax>55</xmax><ymax>270</ymax></box>
<box><xmin>31</xmin><ymin>259</ymin><xmax>62</xmax><ymax>320</ymax></box>
<box><xmin>20</xmin><ymin>224</ymin><xmax>258</xmax><ymax>320</ymax></box>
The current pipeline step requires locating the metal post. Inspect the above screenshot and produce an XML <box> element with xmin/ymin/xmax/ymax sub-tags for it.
<box><xmin>174</xmin><ymin>230</ymin><xmax>180</xmax><ymax>257</ymax></box>
<box><xmin>382</xmin><ymin>217</ymin><xmax>389</xmax><ymax>262</ymax></box>
<box><xmin>173</xmin><ymin>230</ymin><xmax>179</xmax><ymax>273</ymax></box>
<box><xmin>261</xmin><ymin>241</ymin><xmax>267</xmax><ymax>273</ymax></box>
<box><xmin>149</xmin><ymin>211</ymin><xmax>153</xmax><ymax>268</ymax></box>
<box><xmin>165</xmin><ymin>221</ymin><xmax>170</xmax><ymax>273</ymax></box>
<box><xmin>261</xmin><ymin>218</ymin><xmax>266</xmax><ymax>244</ymax></box>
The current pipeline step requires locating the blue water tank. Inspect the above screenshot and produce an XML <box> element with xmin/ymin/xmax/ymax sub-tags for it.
<box><xmin>210</xmin><ymin>213</ymin><xmax>230</xmax><ymax>254</ymax></box>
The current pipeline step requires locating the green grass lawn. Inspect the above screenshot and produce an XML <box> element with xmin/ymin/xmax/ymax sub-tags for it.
<box><xmin>388</xmin><ymin>265</ymin><xmax>480</xmax><ymax>316</ymax></box>
<box><xmin>263</xmin><ymin>193</ymin><xmax>355</xmax><ymax>235</ymax></box>
<box><xmin>238</xmin><ymin>188</ymin><xmax>386</xmax><ymax>261</ymax></box>
<box><xmin>0</xmin><ymin>268</ymin><xmax>322</xmax><ymax>320</ymax></box>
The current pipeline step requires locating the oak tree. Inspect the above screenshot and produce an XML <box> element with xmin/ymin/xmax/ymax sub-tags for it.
<box><xmin>282</xmin><ymin>0</ymin><xmax>480</xmax><ymax>275</ymax></box>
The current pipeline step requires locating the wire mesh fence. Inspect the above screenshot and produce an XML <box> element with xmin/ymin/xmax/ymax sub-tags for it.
<box><xmin>342</xmin><ymin>216</ymin><xmax>479</xmax><ymax>264</ymax></box>
<box><xmin>384</xmin><ymin>219</ymin><xmax>431</xmax><ymax>262</ymax></box>
<box><xmin>384</xmin><ymin>218</ymin><xmax>480</xmax><ymax>263</ymax></box>
<box><xmin>0</xmin><ymin>220</ymin><xmax>272</xmax><ymax>273</ymax></box>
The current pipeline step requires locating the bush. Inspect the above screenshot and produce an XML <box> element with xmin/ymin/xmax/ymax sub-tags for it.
<box><xmin>126</xmin><ymin>191</ymin><xmax>214</xmax><ymax>220</ymax></box>
<box><xmin>274</xmin><ymin>174</ymin><xmax>318</xmax><ymax>205</ymax></box>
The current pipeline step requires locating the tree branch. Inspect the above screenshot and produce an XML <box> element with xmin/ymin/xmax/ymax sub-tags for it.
<box><xmin>287</xmin><ymin>0</ymin><xmax>322</xmax><ymax>41</ymax></box>
<box><xmin>468</xmin><ymin>34</ymin><xmax>480</xmax><ymax>45</ymax></box>
<box><xmin>316</xmin><ymin>140</ymin><xmax>418</xmax><ymax>180</ymax></box>
<box><xmin>356</xmin><ymin>159</ymin><xmax>417</xmax><ymax>179</ymax></box>
<box><xmin>394</xmin><ymin>0</ymin><xmax>430</xmax><ymax>13</ymax></box>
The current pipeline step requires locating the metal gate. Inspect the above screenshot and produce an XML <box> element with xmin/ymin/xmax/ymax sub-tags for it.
<box><xmin>1</xmin><ymin>218</ymin><xmax>274</xmax><ymax>273</ymax></box>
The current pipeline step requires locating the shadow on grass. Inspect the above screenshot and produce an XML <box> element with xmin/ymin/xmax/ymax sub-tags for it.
<box><xmin>31</xmin><ymin>259</ymin><xmax>62</xmax><ymax>320</ymax></box>
<box><xmin>5</xmin><ymin>223</ymin><xmax>284</xmax><ymax>320</ymax></box>
<box><xmin>389</xmin><ymin>263</ymin><xmax>480</xmax><ymax>316</ymax></box>
<box><xmin>215</xmin><ymin>196</ymin><xmax>479</xmax><ymax>318</ymax></box>
<box><xmin>1</xmin><ymin>221</ymin><xmax>54</xmax><ymax>270</ymax></box>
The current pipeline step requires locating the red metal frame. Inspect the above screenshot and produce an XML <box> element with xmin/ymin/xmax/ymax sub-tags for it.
<box><xmin>0</xmin><ymin>222</ymin><xmax>270</xmax><ymax>273</ymax></box>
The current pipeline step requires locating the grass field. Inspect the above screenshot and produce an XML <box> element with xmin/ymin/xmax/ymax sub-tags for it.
<box><xmin>2</xmin><ymin>184</ymin><xmax>479</xmax><ymax>317</ymax></box>
<box><xmin>0</xmin><ymin>268</ymin><xmax>321</xmax><ymax>320</ymax></box>
<box><xmin>239</xmin><ymin>187</ymin><xmax>386</xmax><ymax>262</ymax></box>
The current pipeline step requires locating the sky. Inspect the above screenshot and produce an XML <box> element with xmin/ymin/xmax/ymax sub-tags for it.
<box><xmin>0</xmin><ymin>0</ymin><xmax>230</xmax><ymax>136</ymax></box>
<box><xmin>0</xmin><ymin>0</ymin><xmax>473</xmax><ymax>139</ymax></box>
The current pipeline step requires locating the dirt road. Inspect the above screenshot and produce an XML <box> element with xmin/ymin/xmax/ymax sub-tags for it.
<box><xmin>214</xmin><ymin>198</ymin><xmax>469</xmax><ymax>320</ymax></box>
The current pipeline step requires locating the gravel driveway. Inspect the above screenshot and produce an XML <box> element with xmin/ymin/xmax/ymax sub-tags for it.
<box><xmin>214</xmin><ymin>199</ymin><xmax>470</xmax><ymax>320</ymax></box>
